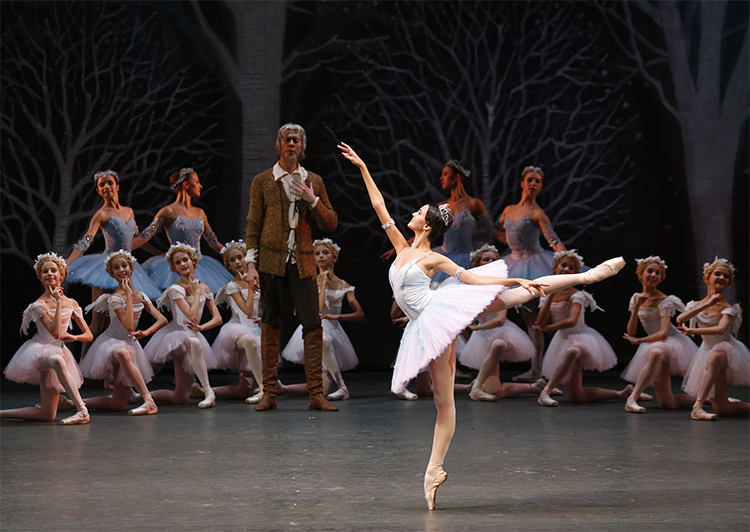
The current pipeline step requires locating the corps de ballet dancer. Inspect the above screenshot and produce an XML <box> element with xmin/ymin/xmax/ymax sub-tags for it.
<box><xmin>459</xmin><ymin>245</ymin><xmax>555</xmax><ymax>401</ymax></box>
<box><xmin>79</xmin><ymin>250</ymin><xmax>168</xmax><ymax>416</ymax></box>
<box><xmin>2</xmin><ymin>253</ymin><xmax>92</xmax><ymax>425</ymax></box>
<box><xmin>339</xmin><ymin>142</ymin><xmax>625</xmax><ymax>510</ymax></box>
<box><xmin>677</xmin><ymin>258</ymin><xmax>750</xmax><ymax>421</ymax></box>
<box><xmin>211</xmin><ymin>240</ymin><xmax>265</xmax><ymax>404</ymax></box>
<box><xmin>137</xmin><ymin>167</ymin><xmax>233</xmax><ymax>293</ymax></box>
<box><xmin>495</xmin><ymin>166</ymin><xmax>567</xmax><ymax>383</ymax></box>
<box><xmin>535</xmin><ymin>250</ymin><xmax>649</xmax><ymax>407</ymax></box>
<box><xmin>143</xmin><ymin>243</ymin><xmax>221</xmax><ymax>408</ymax></box>
<box><xmin>282</xmin><ymin>238</ymin><xmax>365</xmax><ymax>401</ymax></box>
<box><xmin>620</xmin><ymin>256</ymin><xmax>697</xmax><ymax>413</ymax></box>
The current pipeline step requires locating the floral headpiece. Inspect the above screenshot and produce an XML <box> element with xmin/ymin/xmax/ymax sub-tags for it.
<box><xmin>522</xmin><ymin>165</ymin><xmax>544</xmax><ymax>177</ymax></box>
<box><xmin>553</xmin><ymin>249</ymin><xmax>585</xmax><ymax>270</ymax></box>
<box><xmin>34</xmin><ymin>251</ymin><xmax>67</xmax><ymax>272</ymax></box>
<box><xmin>470</xmin><ymin>244</ymin><xmax>500</xmax><ymax>264</ymax></box>
<box><xmin>446</xmin><ymin>159</ymin><xmax>471</xmax><ymax>179</ymax></box>
<box><xmin>166</xmin><ymin>242</ymin><xmax>198</xmax><ymax>262</ymax></box>
<box><xmin>171</xmin><ymin>167</ymin><xmax>194</xmax><ymax>190</ymax></box>
<box><xmin>94</xmin><ymin>170</ymin><xmax>119</xmax><ymax>183</ymax></box>
<box><xmin>438</xmin><ymin>204</ymin><xmax>452</xmax><ymax>226</ymax></box>
<box><xmin>105</xmin><ymin>249</ymin><xmax>137</xmax><ymax>269</ymax></box>
<box><xmin>220</xmin><ymin>240</ymin><xmax>247</xmax><ymax>256</ymax></box>
<box><xmin>703</xmin><ymin>256</ymin><xmax>736</xmax><ymax>276</ymax></box>
<box><xmin>636</xmin><ymin>256</ymin><xmax>667</xmax><ymax>269</ymax></box>
<box><xmin>313</xmin><ymin>238</ymin><xmax>341</xmax><ymax>259</ymax></box>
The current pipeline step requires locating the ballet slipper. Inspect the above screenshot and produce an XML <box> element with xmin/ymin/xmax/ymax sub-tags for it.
<box><xmin>245</xmin><ymin>390</ymin><xmax>264</xmax><ymax>404</ymax></box>
<box><xmin>190</xmin><ymin>382</ymin><xmax>204</xmax><ymax>399</ymax></box>
<box><xmin>276</xmin><ymin>381</ymin><xmax>288</xmax><ymax>395</ymax></box>
<box><xmin>512</xmin><ymin>369</ymin><xmax>541</xmax><ymax>383</ymax></box>
<box><xmin>549</xmin><ymin>387</ymin><xmax>563</xmax><ymax>396</ymax></box>
<box><xmin>424</xmin><ymin>463</ymin><xmax>448</xmax><ymax>511</ymax></box>
<box><xmin>396</xmin><ymin>390</ymin><xmax>418</xmax><ymax>401</ymax></box>
<box><xmin>618</xmin><ymin>384</ymin><xmax>653</xmax><ymax>402</ymax></box>
<box><xmin>538</xmin><ymin>387</ymin><xmax>558</xmax><ymax>407</ymax></box>
<box><xmin>582</xmin><ymin>257</ymin><xmax>626</xmax><ymax>285</ymax></box>
<box><xmin>624</xmin><ymin>395</ymin><xmax>646</xmax><ymax>414</ymax></box>
<box><xmin>469</xmin><ymin>380</ymin><xmax>496</xmax><ymax>402</ymax></box>
<box><xmin>691</xmin><ymin>400</ymin><xmax>717</xmax><ymax>421</ymax></box>
<box><xmin>60</xmin><ymin>407</ymin><xmax>90</xmax><ymax>425</ymax></box>
<box><xmin>128</xmin><ymin>398</ymin><xmax>158</xmax><ymax>416</ymax></box>
<box><xmin>728</xmin><ymin>397</ymin><xmax>741</xmax><ymax>403</ymax></box>
<box><xmin>127</xmin><ymin>389</ymin><xmax>141</xmax><ymax>404</ymax></box>
<box><xmin>327</xmin><ymin>384</ymin><xmax>349</xmax><ymax>401</ymax></box>
<box><xmin>198</xmin><ymin>388</ymin><xmax>216</xmax><ymax>409</ymax></box>
<box><xmin>529</xmin><ymin>378</ymin><xmax>547</xmax><ymax>394</ymax></box>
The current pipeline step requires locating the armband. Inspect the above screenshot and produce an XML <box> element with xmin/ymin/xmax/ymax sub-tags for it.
<box><xmin>454</xmin><ymin>267</ymin><xmax>464</xmax><ymax>279</ymax></box>
<box><xmin>543</xmin><ymin>223</ymin><xmax>560</xmax><ymax>247</ymax></box>
<box><xmin>381</xmin><ymin>219</ymin><xmax>395</xmax><ymax>231</ymax></box>
<box><xmin>138</xmin><ymin>218</ymin><xmax>162</xmax><ymax>239</ymax></box>
<box><xmin>73</xmin><ymin>233</ymin><xmax>94</xmax><ymax>252</ymax></box>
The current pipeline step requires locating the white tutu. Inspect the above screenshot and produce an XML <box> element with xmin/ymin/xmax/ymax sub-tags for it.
<box><xmin>3</xmin><ymin>302</ymin><xmax>84</xmax><ymax>393</ymax></box>
<box><xmin>681</xmin><ymin>303</ymin><xmax>750</xmax><ymax>398</ymax></box>
<box><xmin>282</xmin><ymin>321</ymin><xmax>359</xmax><ymax>372</ymax></box>
<box><xmin>212</xmin><ymin>322</ymin><xmax>261</xmax><ymax>372</ymax></box>
<box><xmin>540</xmin><ymin>291</ymin><xmax>617</xmax><ymax>384</ymax></box>
<box><xmin>389</xmin><ymin>258</ymin><xmax>508</xmax><ymax>394</ymax></box>
<box><xmin>458</xmin><ymin>315</ymin><xmax>535</xmax><ymax>370</ymax></box>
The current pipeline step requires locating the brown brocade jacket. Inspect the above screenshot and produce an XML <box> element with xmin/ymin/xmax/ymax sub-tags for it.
<box><xmin>245</xmin><ymin>167</ymin><xmax>337</xmax><ymax>279</ymax></box>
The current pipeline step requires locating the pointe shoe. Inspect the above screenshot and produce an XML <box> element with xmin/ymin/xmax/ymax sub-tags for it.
<box><xmin>60</xmin><ymin>407</ymin><xmax>90</xmax><ymax>425</ymax></box>
<box><xmin>128</xmin><ymin>399</ymin><xmax>158</xmax><ymax>416</ymax></box>
<box><xmin>255</xmin><ymin>393</ymin><xmax>277</xmax><ymax>411</ymax></box>
<box><xmin>198</xmin><ymin>389</ymin><xmax>216</xmax><ymax>409</ymax></box>
<box><xmin>624</xmin><ymin>396</ymin><xmax>646</xmax><ymax>414</ymax></box>
<box><xmin>396</xmin><ymin>390</ymin><xmax>419</xmax><ymax>401</ymax></box>
<box><xmin>529</xmin><ymin>378</ymin><xmax>547</xmax><ymax>394</ymax></box>
<box><xmin>127</xmin><ymin>389</ymin><xmax>142</xmax><ymax>404</ymax></box>
<box><xmin>469</xmin><ymin>380</ymin><xmax>496</xmax><ymax>402</ymax></box>
<box><xmin>619</xmin><ymin>385</ymin><xmax>653</xmax><ymax>402</ymax></box>
<box><xmin>276</xmin><ymin>381</ymin><xmax>288</xmax><ymax>395</ymax></box>
<box><xmin>582</xmin><ymin>257</ymin><xmax>626</xmax><ymax>284</ymax></box>
<box><xmin>538</xmin><ymin>388</ymin><xmax>558</xmax><ymax>407</ymax></box>
<box><xmin>245</xmin><ymin>390</ymin><xmax>264</xmax><ymax>404</ymax></box>
<box><xmin>190</xmin><ymin>382</ymin><xmax>204</xmax><ymax>399</ymax></box>
<box><xmin>512</xmin><ymin>369</ymin><xmax>541</xmax><ymax>383</ymax></box>
<box><xmin>327</xmin><ymin>384</ymin><xmax>349</xmax><ymax>401</ymax></box>
<box><xmin>424</xmin><ymin>463</ymin><xmax>448</xmax><ymax>511</ymax></box>
<box><xmin>691</xmin><ymin>401</ymin><xmax>717</xmax><ymax>421</ymax></box>
<box><xmin>549</xmin><ymin>387</ymin><xmax>564</xmax><ymax>396</ymax></box>
<box><xmin>308</xmin><ymin>393</ymin><xmax>338</xmax><ymax>411</ymax></box>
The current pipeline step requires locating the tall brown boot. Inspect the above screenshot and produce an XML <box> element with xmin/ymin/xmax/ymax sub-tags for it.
<box><xmin>256</xmin><ymin>323</ymin><xmax>279</xmax><ymax>411</ymax></box>
<box><xmin>304</xmin><ymin>328</ymin><xmax>338</xmax><ymax>411</ymax></box>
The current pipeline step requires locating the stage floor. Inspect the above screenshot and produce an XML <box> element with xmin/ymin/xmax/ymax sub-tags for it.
<box><xmin>1</xmin><ymin>371</ymin><xmax>748</xmax><ymax>532</ymax></box>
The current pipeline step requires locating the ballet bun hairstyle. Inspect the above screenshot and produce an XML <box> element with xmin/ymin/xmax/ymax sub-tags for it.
<box><xmin>220</xmin><ymin>240</ymin><xmax>247</xmax><ymax>270</ymax></box>
<box><xmin>703</xmin><ymin>257</ymin><xmax>735</xmax><ymax>286</ymax></box>
<box><xmin>635</xmin><ymin>256</ymin><xmax>667</xmax><ymax>281</ymax></box>
<box><xmin>313</xmin><ymin>238</ymin><xmax>340</xmax><ymax>261</ymax></box>
<box><xmin>166</xmin><ymin>243</ymin><xmax>199</xmax><ymax>272</ymax></box>
<box><xmin>34</xmin><ymin>252</ymin><xmax>68</xmax><ymax>281</ymax></box>
<box><xmin>105</xmin><ymin>250</ymin><xmax>136</xmax><ymax>277</ymax></box>
<box><xmin>552</xmin><ymin>250</ymin><xmax>584</xmax><ymax>273</ymax></box>
<box><xmin>275</xmin><ymin>123</ymin><xmax>307</xmax><ymax>161</ymax></box>
<box><xmin>169</xmin><ymin>167</ymin><xmax>195</xmax><ymax>191</ymax></box>
<box><xmin>425</xmin><ymin>204</ymin><xmax>453</xmax><ymax>243</ymax></box>
<box><xmin>445</xmin><ymin>160</ymin><xmax>471</xmax><ymax>181</ymax></box>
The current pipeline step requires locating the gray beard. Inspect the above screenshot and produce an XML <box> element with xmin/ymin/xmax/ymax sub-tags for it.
<box><xmin>282</xmin><ymin>153</ymin><xmax>299</xmax><ymax>168</ymax></box>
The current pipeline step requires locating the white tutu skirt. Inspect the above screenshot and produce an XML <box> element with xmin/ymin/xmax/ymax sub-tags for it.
<box><xmin>78</xmin><ymin>335</ymin><xmax>154</xmax><ymax>386</ymax></box>
<box><xmin>67</xmin><ymin>253</ymin><xmax>162</xmax><ymax>300</ymax></box>
<box><xmin>3</xmin><ymin>338</ymin><xmax>84</xmax><ymax>393</ymax></box>
<box><xmin>142</xmin><ymin>255</ymin><xmax>233</xmax><ymax>294</ymax></box>
<box><xmin>212</xmin><ymin>322</ymin><xmax>261</xmax><ymax>372</ymax></box>
<box><xmin>142</xmin><ymin>325</ymin><xmax>218</xmax><ymax>375</ymax></box>
<box><xmin>682</xmin><ymin>339</ymin><xmax>750</xmax><ymax>398</ymax></box>
<box><xmin>541</xmin><ymin>329</ymin><xmax>618</xmax><ymax>384</ymax></box>
<box><xmin>391</xmin><ymin>260</ymin><xmax>508</xmax><ymax>394</ymax></box>
<box><xmin>282</xmin><ymin>321</ymin><xmax>359</xmax><ymax>372</ymax></box>
<box><xmin>620</xmin><ymin>334</ymin><xmax>698</xmax><ymax>383</ymax></box>
<box><xmin>458</xmin><ymin>320</ymin><xmax>535</xmax><ymax>370</ymax></box>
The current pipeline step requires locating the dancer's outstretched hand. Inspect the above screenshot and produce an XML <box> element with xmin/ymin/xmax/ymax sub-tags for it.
<box><xmin>338</xmin><ymin>143</ymin><xmax>366</xmax><ymax>168</ymax></box>
<box><xmin>516</xmin><ymin>278</ymin><xmax>547</xmax><ymax>297</ymax></box>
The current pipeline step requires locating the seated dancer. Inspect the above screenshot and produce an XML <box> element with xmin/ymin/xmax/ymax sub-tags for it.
<box><xmin>143</xmin><ymin>243</ymin><xmax>221</xmax><ymax>408</ymax></box>
<box><xmin>79</xmin><ymin>251</ymin><xmax>167</xmax><ymax>415</ymax></box>
<box><xmin>677</xmin><ymin>258</ymin><xmax>750</xmax><ymax>421</ymax></box>
<box><xmin>459</xmin><ymin>244</ymin><xmax>554</xmax><ymax>401</ymax></box>
<box><xmin>282</xmin><ymin>239</ymin><xmax>364</xmax><ymax>401</ymax></box>
<box><xmin>2</xmin><ymin>253</ymin><xmax>92</xmax><ymax>425</ymax></box>
<box><xmin>620</xmin><ymin>256</ymin><xmax>697</xmax><ymax>413</ymax></box>
<box><xmin>138</xmin><ymin>167</ymin><xmax>233</xmax><ymax>293</ymax></box>
<box><xmin>339</xmin><ymin>142</ymin><xmax>624</xmax><ymax>510</ymax></box>
<box><xmin>535</xmin><ymin>250</ymin><xmax>648</xmax><ymax>407</ymax></box>
<box><xmin>211</xmin><ymin>241</ymin><xmax>265</xmax><ymax>404</ymax></box>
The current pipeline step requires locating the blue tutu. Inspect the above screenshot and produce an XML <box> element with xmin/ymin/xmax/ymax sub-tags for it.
<box><xmin>432</xmin><ymin>210</ymin><xmax>477</xmax><ymax>284</ymax></box>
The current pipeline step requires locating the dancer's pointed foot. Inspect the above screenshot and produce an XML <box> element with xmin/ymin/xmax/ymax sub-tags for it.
<box><xmin>245</xmin><ymin>390</ymin><xmax>264</xmax><ymax>404</ymax></box>
<box><xmin>618</xmin><ymin>384</ymin><xmax>652</xmax><ymax>401</ymax></box>
<box><xmin>469</xmin><ymin>380</ymin><xmax>496</xmax><ymax>402</ymax></box>
<box><xmin>582</xmin><ymin>257</ymin><xmax>626</xmax><ymax>285</ymax></box>
<box><xmin>327</xmin><ymin>384</ymin><xmax>349</xmax><ymax>401</ymax></box>
<box><xmin>60</xmin><ymin>407</ymin><xmax>90</xmax><ymax>425</ymax></box>
<box><xmin>424</xmin><ymin>463</ymin><xmax>448</xmax><ymax>511</ymax></box>
<box><xmin>691</xmin><ymin>401</ymin><xmax>717</xmax><ymax>421</ymax></box>
<box><xmin>529</xmin><ymin>378</ymin><xmax>547</xmax><ymax>394</ymax></box>
<box><xmin>128</xmin><ymin>398</ymin><xmax>158</xmax><ymax>416</ymax></box>
<box><xmin>512</xmin><ymin>369</ymin><xmax>542</xmax><ymax>383</ymax></box>
<box><xmin>538</xmin><ymin>388</ymin><xmax>558</xmax><ymax>407</ymax></box>
<box><xmin>127</xmin><ymin>389</ymin><xmax>142</xmax><ymax>404</ymax></box>
<box><xmin>396</xmin><ymin>390</ymin><xmax>418</xmax><ymax>401</ymax></box>
<box><xmin>190</xmin><ymin>382</ymin><xmax>204</xmax><ymax>399</ymax></box>
<box><xmin>625</xmin><ymin>396</ymin><xmax>646</xmax><ymax>413</ymax></box>
<box><xmin>198</xmin><ymin>389</ymin><xmax>216</xmax><ymax>409</ymax></box>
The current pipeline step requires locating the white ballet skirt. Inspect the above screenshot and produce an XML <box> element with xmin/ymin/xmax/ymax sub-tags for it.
<box><xmin>458</xmin><ymin>312</ymin><xmax>535</xmax><ymax>370</ymax></box>
<box><xmin>282</xmin><ymin>286</ymin><xmax>359</xmax><ymax>372</ymax></box>
<box><xmin>211</xmin><ymin>281</ymin><xmax>261</xmax><ymax>372</ymax></box>
<box><xmin>620</xmin><ymin>294</ymin><xmax>697</xmax><ymax>383</ymax></box>
<box><xmin>3</xmin><ymin>302</ymin><xmax>84</xmax><ymax>393</ymax></box>
<box><xmin>78</xmin><ymin>294</ymin><xmax>154</xmax><ymax>386</ymax></box>
<box><xmin>540</xmin><ymin>291</ymin><xmax>617</xmax><ymax>384</ymax></box>
<box><xmin>142</xmin><ymin>285</ymin><xmax>218</xmax><ymax>374</ymax></box>
<box><xmin>681</xmin><ymin>302</ymin><xmax>750</xmax><ymax>398</ymax></box>
<box><xmin>389</xmin><ymin>257</ymin><xmax>509</xmax><ymax>394</ymax></box>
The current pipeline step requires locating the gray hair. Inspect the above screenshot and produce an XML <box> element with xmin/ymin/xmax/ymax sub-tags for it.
<box><xmin>275</xmin><ymin>123</ymin><xmax>307</xmax><ymax>161</ymax></box>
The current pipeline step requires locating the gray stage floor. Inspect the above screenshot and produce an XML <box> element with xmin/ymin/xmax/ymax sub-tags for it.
<box><xmin>1</xmin><ymin>371</ymin><xmax>748</xmax><ymax>532</ymax></box>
